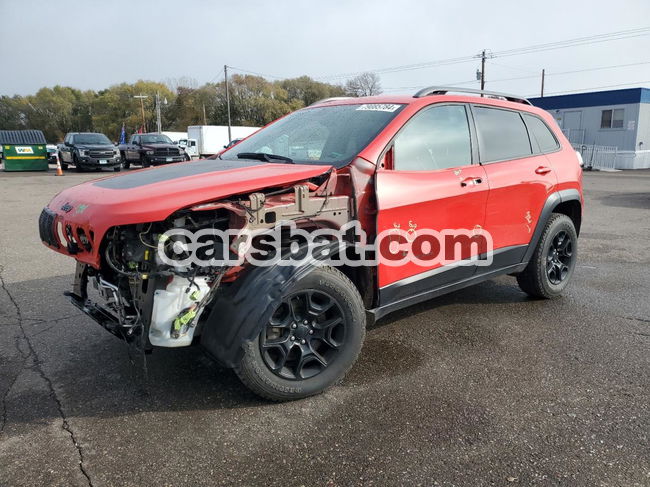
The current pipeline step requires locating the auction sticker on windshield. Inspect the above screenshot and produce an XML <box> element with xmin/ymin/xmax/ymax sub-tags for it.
<box><xmin>356</xmin><ymin>104</ymin><xmax>402</xmax><ymax>112</ymax></box>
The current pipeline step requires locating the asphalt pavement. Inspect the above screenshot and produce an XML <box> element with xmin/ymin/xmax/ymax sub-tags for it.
<box><xmin>0</xmin><ymin>166</ymin><xmax>648</xmax><ymax>486</ymax></box>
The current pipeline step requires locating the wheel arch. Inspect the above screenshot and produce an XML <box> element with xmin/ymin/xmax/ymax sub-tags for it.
<box><xmin>199</xmin><ymin>241</ymin><xmax>351</xmax><ymax>368</ymax></box>
<box><xmin>552</xmin><ymin>199</ymin><xmax>582</xmax><ymax>237</ymax></box>
<box><xmin>522</xmin><ymin>189</ymin><xmax>582</xmax><ymax>264</ymax></box>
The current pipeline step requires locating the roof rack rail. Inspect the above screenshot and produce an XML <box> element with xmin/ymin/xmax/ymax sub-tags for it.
<box><xmin>309</xmin><ymin>96</ymin><xmax>354</xmax><ymax>106</ymax></box>
<box><xmin>413</xmin><ymin>86</ymin><xmax>531</xmax><ymax>105</ymax></box>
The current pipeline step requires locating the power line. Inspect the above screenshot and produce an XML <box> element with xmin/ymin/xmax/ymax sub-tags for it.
<box><xmin>315</xmin><ymin>27</ymin><xmax>650</xmax><ymax>81</ymax></box>
<box><xmin>383</xmin><ymin>60</ymin><xmax>650</xmax><ymax>92</ymax></box>
<box><xmin>226</xmin><ymin>65</ymin><xmax>284</xmax><ymax>79</ymax></box>
<box><xmin>529</xmin><ymin>80</ymin><xmax>650</xmax><ymax>97</ymax></box>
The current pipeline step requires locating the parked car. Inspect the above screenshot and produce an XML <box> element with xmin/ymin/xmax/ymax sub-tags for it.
<box><xmin>118</xmin><ymin>133</ymin><xmax>187</xmax><ymax>168</ymax></box>
<box><xmin>39</xmin><ymin>87</ymin><xmax>583</xmax><ymax>401</ymax></box>
<box><xmin>58</xmin><ymin>132</ymin><xmax>122</xmax><ymax>171</ymax></box>
<box><xmin>46</xmin><ymin>144</ymin><xmax>58</xmax><ymax>164</ymax></box>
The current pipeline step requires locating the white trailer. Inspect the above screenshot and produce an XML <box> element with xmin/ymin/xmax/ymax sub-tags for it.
<box><xmin>188</xmin><ymin>125</ymin><xmax>259</xmax><ymax>157</ymax></box>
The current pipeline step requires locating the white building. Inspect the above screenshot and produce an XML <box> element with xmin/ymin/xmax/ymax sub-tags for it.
<box><xmin>530</xmin><ymin>88</ymin><xmax>650</xmax><ymax>169</ymax></box>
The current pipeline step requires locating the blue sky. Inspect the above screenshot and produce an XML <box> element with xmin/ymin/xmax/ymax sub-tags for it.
<box><xmin>1</xmin><ymin>0</ymin><xmax>649</xmax><ymax>97</ymax></box>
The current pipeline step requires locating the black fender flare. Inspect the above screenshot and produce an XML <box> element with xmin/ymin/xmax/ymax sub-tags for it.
<box><xmin>521</xmin><ymin>188</ymin><xmax>581</xmax><ymax>264</ymax></box>
<box><xmin>200</xmin><ymin>241</ymin><xmax>346</xmax><ymax>368</ymax></box>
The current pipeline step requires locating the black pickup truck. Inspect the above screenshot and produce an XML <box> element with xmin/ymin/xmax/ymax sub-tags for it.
<box><xmin>118</xmin><ymin>133</ymin><xmax>188</xmax><ymax>168</ymax></box>
<box><xmin>58</xmin><ymin>132</ymin><xmax>122</xmax><ymax>171</ymax></box>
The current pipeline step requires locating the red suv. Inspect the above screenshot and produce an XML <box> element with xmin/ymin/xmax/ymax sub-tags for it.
<box><xmin>39</xmin><ymin>87</ymin><xmax>583</xmax><ymax>401</ymax></box>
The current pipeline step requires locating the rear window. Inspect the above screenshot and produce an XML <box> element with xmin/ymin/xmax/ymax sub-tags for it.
<box><xmin>523</xmin><ymin>114</ymin><xmax>560</xmax><ymax>153</ymax></box>
<box><xmin>473</xmin><ymin>107</ymin><xmax>532</xmax><ymax>163</ymax></box>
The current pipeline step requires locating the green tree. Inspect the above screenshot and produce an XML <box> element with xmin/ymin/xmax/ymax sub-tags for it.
<box><xmin>92</xmin><ymin>80</ymin><xmax>176</xmax><ymax>141</ymax></box>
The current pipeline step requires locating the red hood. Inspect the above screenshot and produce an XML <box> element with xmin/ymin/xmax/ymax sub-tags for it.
<box><xmin>45</xmin><ymin>159</ymin><xmax>333</xmax><ymax>266</ymax></box>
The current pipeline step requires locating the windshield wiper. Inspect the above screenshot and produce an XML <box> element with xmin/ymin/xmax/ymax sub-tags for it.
<box><xmin>236</xmin><ymin>152</ymin><xmax>294</xmax><ymax>163</ymax></box>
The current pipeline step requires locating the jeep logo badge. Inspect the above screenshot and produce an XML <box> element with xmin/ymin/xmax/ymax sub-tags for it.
<box><xmin>61</xmin><ymin>202</ymin><xmax>73</xmax><ymax>213</ymax></box>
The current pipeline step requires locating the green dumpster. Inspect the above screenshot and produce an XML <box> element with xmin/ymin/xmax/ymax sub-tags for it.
<box><xmin>0</xmin><ymin>130</ymin><xmax>49</xmax><ymax>172</ymax></box>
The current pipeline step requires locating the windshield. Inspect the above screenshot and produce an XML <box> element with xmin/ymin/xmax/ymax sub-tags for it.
<box><xmin>73</xmin><ymin>133</ymin><xmax>112</xmax><ymax>145</ymax></box>
<box><xmin>140</xmin><ymin>134</ymin><xmax>173</xmax><ymax>144</ymax></box>
<box><xmin>220</xmin><ymin>103</ymin><xmax>404</xmax><ymax>167</ymax></box>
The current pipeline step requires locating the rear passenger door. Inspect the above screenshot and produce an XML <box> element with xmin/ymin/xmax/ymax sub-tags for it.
<box><xmin>472</xmin><ymin>105</ymin><xmax>557</xmax><ymax>265</ymax></box>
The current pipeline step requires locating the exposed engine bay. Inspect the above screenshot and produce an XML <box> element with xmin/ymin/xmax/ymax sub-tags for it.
<box><xmin>65</xmin><ymin>172</ymin><xmax>353</xmax><ymax>352</ymax></box>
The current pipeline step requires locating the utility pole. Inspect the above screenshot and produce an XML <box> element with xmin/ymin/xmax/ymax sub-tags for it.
<box><xmin>155</xmin><ymin>92</ymin><xmax>162</xmax><ymax>133</ymax></box>
<box><xmin>202</xmin><ymin>103</ymin><xmax>207</xmax><ymax>125</ymax></box>
<box><xmin>480</xmin><ymin>49</ymin><xmax>486</xmax><ymax>91</ymax></box>
<box><xmin>540</xmin><ymin>69</ymin><xmax>546</xmax><ymax>97</ymax></box>
<box><xmin>224</xmin><ymin>64</ymin><xmax>232</xmax><ymax>143</ymax></box>
<box><xmin>133</xmin><ymin>95</ymin><xmax>148</xmax><ymax>132</ymax></box>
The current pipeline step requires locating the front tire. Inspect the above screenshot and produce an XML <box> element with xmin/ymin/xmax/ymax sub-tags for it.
<box><xmin>141</xmin><ymin>154</ymin><xmax>150</xmax><ymax>168</ymax></box>
<box><xmin>121</xmin><ymin>152</ymin><xmax>130</xmax><ymax>169</ymax></box>
<box><xmin>235</xmin><ymin>267</ymin><xmax>366</xmax><ymax>401</ymax></box>
<box><xmin>73</xmin><ymin>154</ymin><xmax>83</xmax><ymax>172</ymax></box>
<box><xmin>517</xmin><ymin>213</ymin><xmax>578</xmax><ymax>299</ymax></box>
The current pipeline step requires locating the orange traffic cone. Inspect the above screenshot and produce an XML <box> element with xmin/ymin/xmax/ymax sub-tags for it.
<box><xmin>54</xmin><ymin>153</ymin><xmax>64</xmax><ymax>176</ymax></box>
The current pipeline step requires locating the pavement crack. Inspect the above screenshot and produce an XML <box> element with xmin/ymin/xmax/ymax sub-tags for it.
<box><xmin>618</xmin><ymin>315</ymin><xmax>650</xmax><ymax>324</ymax></box>
<box><xmin>0</xmin><ymin>266</ymin><xmax>93</xmax><ymax>487</ymax></box>
<box><xmin>0</xmin><ymin>355</ymin><xmax>29</xmax><ymax>435</ymax></box>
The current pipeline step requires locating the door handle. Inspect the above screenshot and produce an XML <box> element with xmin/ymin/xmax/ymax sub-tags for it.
<box><xmin>535</xmin><ymin>166</ymin><xmax>552</xmax><ymax>175</ymax></box>
<box><xmin>461</xmin><ymin>177</ymin><xmax>483</xmax><ymax>187</ymax></box>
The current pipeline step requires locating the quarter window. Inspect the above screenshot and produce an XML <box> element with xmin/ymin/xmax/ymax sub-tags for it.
<box><xmin>473</xmin><ymin>106</ymin><xmax>532</xmax><ymax>163</ymax></box>
<box><xmin>393</xmin><ymin>105</ymin><xmax>472</xmax><ymax>171</ymax></box>
<box><xmin>600</xmin><ymin>109</ymin><xmax>624</xmax><ymax>129</ymax></box>
<box><xmin>523</xmin><ymin>114</ymin><xmax>560</xmax><ymax>153</ymax></box>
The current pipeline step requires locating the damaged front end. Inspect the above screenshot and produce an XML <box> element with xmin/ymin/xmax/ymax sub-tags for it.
<box><xmin>55</xmin><ymin>169</ymin><xmax>354</xmax><ymax>355</ymax></box>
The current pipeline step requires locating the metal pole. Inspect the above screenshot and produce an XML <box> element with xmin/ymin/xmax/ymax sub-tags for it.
<box><xmin>224</xmin><ymin>64</ymin><xmax>232</xmax><ymax>143</ymax></box>
<box><xmin>541</xmin><ymin>69</ymin><xmax>545</xmax><ymax>97</ymax></box>
<box><xmin>480</xmin><ymin>50</ymin><xmax>486</xmax><ymax>92</ymax></box>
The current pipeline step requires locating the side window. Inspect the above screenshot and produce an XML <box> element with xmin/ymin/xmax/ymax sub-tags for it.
<box><xmin>473</xmin><ymin>106</ymin><xmax>532</xmax><ymax>163</ymax></box>
<box><xmin>523</xmin><ymin>114</ymin><xmax>560</xmax><ymax>153</ymax></box>
<box><xmin>600</xmin><ymin>108</ymin><xmax>624</xmax><ymax>129</ymax></box>
<box><xmin>393</xmin><ymin>105</ymin><xmax>472</xmax><ymax>171</ymax></box>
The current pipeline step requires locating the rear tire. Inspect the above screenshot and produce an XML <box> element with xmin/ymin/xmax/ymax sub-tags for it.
<box><xmin>517</xmin><ymin>213</ymin><xmax>578</xmax><ymax>299</ymax></box>
<box><xmin>235</xmin><ymin>266</ymin><xmax>366</xmax><ymax>401</ymax></box>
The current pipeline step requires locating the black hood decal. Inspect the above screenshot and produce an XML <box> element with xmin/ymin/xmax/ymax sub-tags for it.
<box><xmin>93</xmin><ymin>159</ymin><xmax>266</xmax><ymax>190</ymax></box>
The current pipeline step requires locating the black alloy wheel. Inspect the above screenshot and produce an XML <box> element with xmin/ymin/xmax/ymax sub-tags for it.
<box><xmin>260</xmin><ymin>290</ymin><xmax>346</xmax><ymax>380</ymax></box>
<box><xmin>546</xmin><ymin>230</ymin><xmax>573</xmax><ymax>284</ymax></box>
<box><xmin>517</xmin><ymin>213</ymin><xmax>578</xmax><ymax>299</ymax></box>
